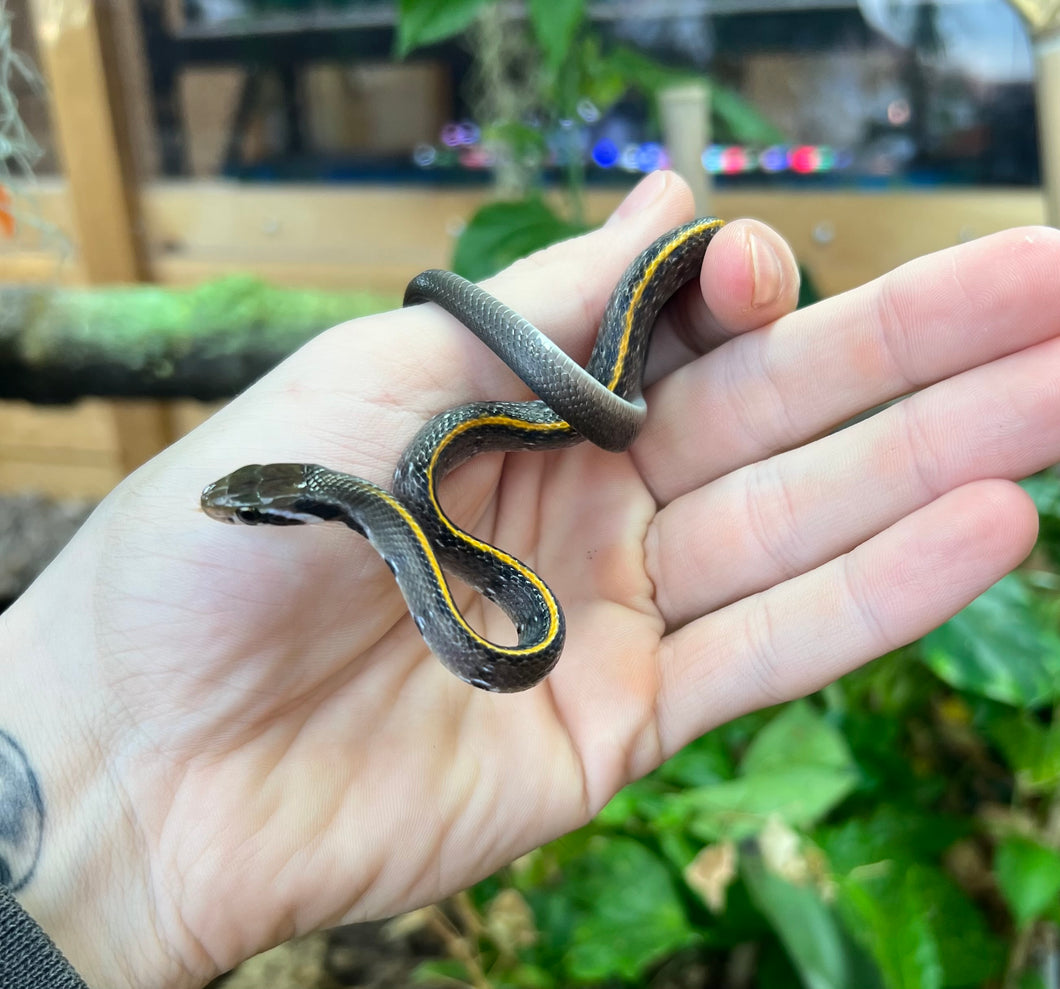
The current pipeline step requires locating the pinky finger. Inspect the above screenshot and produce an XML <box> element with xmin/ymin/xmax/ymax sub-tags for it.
<box><xmin>653</xmin><ymin>479</ymin><xmax>1040</xmax><ymax>761</ymax></box>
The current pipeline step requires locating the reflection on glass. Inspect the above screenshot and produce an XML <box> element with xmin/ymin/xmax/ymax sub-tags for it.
<box><xmin>23</xmin><ymin>0</ymin><xmax>1042</xmax><ymax>188</ymax></box>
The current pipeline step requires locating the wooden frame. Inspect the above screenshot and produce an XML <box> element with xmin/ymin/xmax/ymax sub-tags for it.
<box><xmin>0</xmin><ymin>180</ymin><xmax>1046</xmax><ymax>498</ymax></box>
<box><xmin>5</xmin><ymin>1</ymin><xmax>1049</xmax><ymax>498</ymax></box>
<box><xmin>0</xmin><ymin>180</ymin><xmax>1047</xmax><ymax>298</ymax></box>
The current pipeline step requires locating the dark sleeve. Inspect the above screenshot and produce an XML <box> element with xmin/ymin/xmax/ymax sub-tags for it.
<box><xmin>0</xmin><ymin>883</ymin><xmax>90</xmax><ymax>988</ymax></box>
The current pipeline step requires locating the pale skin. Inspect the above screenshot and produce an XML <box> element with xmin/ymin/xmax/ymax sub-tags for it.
<box><xmin>1</xmin><ymin>169</ymin><xmax>1056</xmax><ymax>988</ymax></box>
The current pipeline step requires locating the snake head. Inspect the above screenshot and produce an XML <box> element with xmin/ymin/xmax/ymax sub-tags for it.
<box><xmin>200</xmin><ymin>463</ymin><xmax>324</xmax><ymax>526</ymax></box>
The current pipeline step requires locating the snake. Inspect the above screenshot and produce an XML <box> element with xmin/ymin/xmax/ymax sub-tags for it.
<box><xmin>201</xmin><ymin>217</ymin><xmax>725</xmax><ymax>692</ymax></box>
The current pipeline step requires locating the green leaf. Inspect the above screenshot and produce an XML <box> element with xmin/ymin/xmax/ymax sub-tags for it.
<box><xmin>594</xmin><ymin>778</ymin><xmax>667</xmax><ymax>827</ymax></box>
<box><xmin>797</xmin><ymin>265</ymin><xmax>822</xmax><ymax>309</ymax></box>
<box><xmin>819</xmin><ymin>817</ymin><xmax>1002</xmax><ymax>988</ymax></box>
<box><xmin>661</xmin><ymin>703</ymin><xmax>859</xmax><ymax>841</ymax></box>
<box><xmin>528</xmin><ymin>0</ymin><xmax>584</xmax><ymax>70</ymax></box>
<box><xmin>1018</xmin><ymin>973</ymin><xmax>1049</xmax><ymax>989</ymax></box>
<box><xmin>921</xmin><ymin>573</ymin><xmax>1060</xmax><ymax>707</ymax></box>
<box><xmin>837</xmin><ymin>867</ymin><xmax>942</xmax><ymax>989</ymax></box>
<box><xmin>396</xmin><ymin>0</ymin><xmax>487</xmax><ymax>56</ymax></box>
<box><xmin>742</xmin><ymin>853</ymin><xmax>849</xmax><ymax>989</ymax></box>
<box><xmin>656</xmin><ymin>731</ymin><xmax>735</xmax><ymax>788</ymax></box>
<box><xmin>1023</xmin><ymin>470</ymin><xmax>1060</xmax><ymax>569</ymax></box>
<box><xmin>913</xmin><ymin>867</ymin><xmax>1005</xmax><ymax>987</ymax></box>
<box><xmin>411</xmin><ymin>958</ymin><xmax>474</xmax><ymax>983</ymax></box>
<box><xmin>983</xmin><ymin>708</ymin><xmax>1060</xmax><ymax>790</ymax></box>
<box><xmin>709</xmin><ymin>83</ymin><xmax>788</xmax><ymax>145</ymax></box>
<box><xmin>551</xmin><ymin>837</ymin><xmax>697</xmax><ymax>982</ymax></box>
<box><xmin>494</xmin><ymin>964</ymin><xmax>556</xmax><ymax>988</ymax></box>
<box><xmin>574</xmin><ymin>35</ymin><xmax>630</xmax><ymax>114</ymax></box>
<box><xmin>995</xmin><ymin>836</ymin><xmax>1060</xmax><ymax>927</ymax></box>
<box><xmin>579</xmin><ymin>43</ymin><xmax>786</xmax><ymax>144</ymax></box>
<box><xmin>1020</xmin><ymin>470</ymin><xmax>1060</xmax><ymax>519</ymax></box>
<box><xmin>452</xmin><ymin>198</ymin><xmax>586</xmax><ymax>282</ymax></box>
<box><xmin>656</xmin><ymin>830</ymin><xmax>703</xmax><ymax>874</ymax></box>
<box><xmin>599</xmin><ymin>44</ymin><xmax>701</xmax><ymax>97</ymax></box>
<box><xmin>482</xmin><ymin>120</ymin><xmax>548</xmax><ymax>162</ymax></box>
<box><xmin>836</xmin><ymin>863</ymin><xmax>1004</xmax><ymax>989</ymax></box>
<box><xmin>676</xmin><ymin>767</ymin><xmax>859</xmax><ymax>842</ymax></box>
<box><xmin>815</xmin><ymin>807</ymin><xmax>967</xmax><ymax>875</ymax></box>
<box><xmin>741</xmin><ymin>701</ymin><xmax>855</xmax><ymax>777</ymax></box>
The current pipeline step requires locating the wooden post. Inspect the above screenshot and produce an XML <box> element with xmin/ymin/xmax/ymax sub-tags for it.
<box><xmin>1006</xmin><ymin>0</ymin><xmax>1060</xmax><ymax>226</ymax></box>
<box><xmin>30</xmin><ymin>0</ymin><xmax>146</xmax><ymax>282</ymax></box>
<box><xmin>1034</xmin><ymin>29</ymin><xmax>1060</xmax><ymax>227</ymax></box>
<box><xmin>30</xmin><ymin>0</ymin><xmax>172</xmax><ymax>473</ymax></box>
<box><xmin>658</xmin><ymin>82</ymin><xmax>712</xmax><ymax>215</ymax></box>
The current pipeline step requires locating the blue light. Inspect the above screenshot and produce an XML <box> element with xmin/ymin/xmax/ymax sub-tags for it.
<box><xmin>591</xmin><ymin>138</ymin><xmax>619</xmax><ymax>168</ymax></box>
<box><xmin>759</xmin><ymin>145</ymin><xmax>788</xmax><ymax>172</ymax></box>
<box><xmin>577</xmin><ymin>98</ymin><xmax>600</xmax><ymax>123</ymax></box>
<box><xmin>701</xmin><ymin>144</ymin><xmax>725</xmax><ymax>174</ymax></box>
<box><xmin>636</xmin><ymin>142</ymin><xmax>664</xmax><ymax>172</ymax></box>
<box><xmin>457</xmin><ymin>120</ymin><xmax>481</xmax><ymax>146</ymax></box>
<box><xmin>412</xmin><ymin>143</ymin><xmax>437</xmax><ymax>167</ymax></box>
<box><xmin>619</xmin><ymin>143</ymin><xmax>641</xmax><ymax>171</ymax></box>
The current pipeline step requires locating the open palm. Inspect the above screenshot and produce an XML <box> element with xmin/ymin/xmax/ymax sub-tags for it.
<box><xmin>8</xmin><ymin>172</ymin><xmax>1057</xmax><ymax>989</ymax></box>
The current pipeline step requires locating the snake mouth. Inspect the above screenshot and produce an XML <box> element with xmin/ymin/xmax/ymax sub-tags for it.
<box><xmin>199</xmin><ymin>480</ymin><xmax>237</xmax><ymax>522</ymax></box>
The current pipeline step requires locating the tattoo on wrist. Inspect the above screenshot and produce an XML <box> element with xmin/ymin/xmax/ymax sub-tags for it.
<box><xmin>0</xmin><ymin>729</ymin><xmax>44</xmax><ymax>891</ymax></box>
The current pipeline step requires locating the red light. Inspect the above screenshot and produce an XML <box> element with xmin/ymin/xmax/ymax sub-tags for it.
<box><xmin>720</xmin><ymin>146</ymin><xmax>751</xmax><ymax>174</ymax></box>
<box><xmin>789</xmin><ymin>145</ymin><xmax>820</xmax><ymax>174</ymax></box>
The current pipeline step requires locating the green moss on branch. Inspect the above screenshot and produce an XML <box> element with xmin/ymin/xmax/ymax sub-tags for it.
<box><xmin>0</xmin><ymin>276</ymin><xmax>398</xmax><ymax>403</ymax></box>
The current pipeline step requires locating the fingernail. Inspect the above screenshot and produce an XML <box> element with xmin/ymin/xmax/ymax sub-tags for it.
<box><xmin>605</xmin><ymin>170</ymin><xmax>670</xmax><ymax>227</ymax></box>
<box><xmin>749</xmin><ymin>230</ymin><xmax>784</xmax><ymax>308</ymax></box>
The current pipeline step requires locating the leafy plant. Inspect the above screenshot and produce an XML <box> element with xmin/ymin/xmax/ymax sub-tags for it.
<box><xmin>392</xmin><ymin>4</ymin><xmax>1060</xmax><ymax>985</ymax></box>
<box><xmin>398</xmin><ymin>0</ymin><xmax>782</xmax><ymax>280</ymax></box>
<box><xmin>405</xmin><ymin>473</ymin><xmax>1060</xmax><ymax>988</ymax></box>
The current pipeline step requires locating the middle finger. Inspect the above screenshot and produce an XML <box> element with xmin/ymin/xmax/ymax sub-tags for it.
<box><xmin>638</xmin><ymin>225</ymin><xmax>1060</xmax><ymax>505</ymax></box>
<box><xmin>649</xmin><ymin>331</ymin><xmax>1060</xmax><ymax>627</ymax></box>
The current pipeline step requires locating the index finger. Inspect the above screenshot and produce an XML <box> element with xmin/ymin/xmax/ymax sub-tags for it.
<box><xmin>638</xmin><ymin>224</ymin><xmax>1060</xmax><ymax>504</ymax></box>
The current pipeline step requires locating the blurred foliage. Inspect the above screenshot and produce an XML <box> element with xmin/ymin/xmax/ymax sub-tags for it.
<box><xmin>404</xmin><ymin>476</ymin><xmax>1060</xmax><ymax>988</ymax></box>
<box><xmin>394</xmin><ymin>3</ymin><xmax>1060</xmax><ymax>986</ymax></box>
<box><xmin>398</xmin><ymin>0</ymin><xmax>783</xmax><ymax>280</ymax></box>
<box><xmin>451</xmin><ymin>199</ymin><xmax>585</xmax><ymax>284</ymax></box>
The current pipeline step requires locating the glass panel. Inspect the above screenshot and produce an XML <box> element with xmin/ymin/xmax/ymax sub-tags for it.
<box><xmin>136</xmin><ymin>0</ymin><xmax>454</xmax><ymax>180</ymax></box>
<box><xmin>116</xmin><ymin>0</ymin><xmax>1036</xmax><ymax>188</ymax></box>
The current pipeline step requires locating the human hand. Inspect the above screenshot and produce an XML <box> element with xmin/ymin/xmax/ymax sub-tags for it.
<box><xmin>2</xmin><ymin>171</ymin><xmax>1055</xmax><ymax>989</ymax></box>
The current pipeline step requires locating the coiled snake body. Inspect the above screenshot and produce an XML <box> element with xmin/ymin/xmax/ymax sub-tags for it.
<box><xmin>201</xmin><ymin>218</ymin><xmax>724</xmax><ymax>692</ymax></box>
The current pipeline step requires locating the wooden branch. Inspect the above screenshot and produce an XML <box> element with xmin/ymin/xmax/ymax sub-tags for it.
<box><xmin>0</xmin><ymin>278</ymin><xmax>397</xmax><ymax>404</ymax></box>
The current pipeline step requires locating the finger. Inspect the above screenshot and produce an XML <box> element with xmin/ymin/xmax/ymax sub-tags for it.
<box><xmin>645</xmin><ymin>219</ymin><xmax>801</xmax><ymax>384</ymax></box>
<box><xmin>639</xmin><ymin>225</ymin><xmax>1060</xmax><ymax>503</ymax></box>
<box><xmin>187</xmin><ymin>172</ymin><xmax>695</xmax><ymax>483</ymax></box>
<box><xmin>405</xmin><ymin>173</ymin><xmax>799</xmax><ymax>401</ymax></box>
<box><xmin>650</xmin><ymin>479</ymin><xmax>1037</xmax><ymax>762</ymax></box>
<box><xmin>206</xmin><ymin>172</ymin><xmax>794</xmax><ymax>480</ymax></box>
<box><xmin>462</xmin><ymin>169</ymin><xmax>698</xmax><ymax>384</ymax></box>
<box><xmin>649</xmin><ymin>332</ymin><xmax>1060</xmax><ymax>627</ymax></box>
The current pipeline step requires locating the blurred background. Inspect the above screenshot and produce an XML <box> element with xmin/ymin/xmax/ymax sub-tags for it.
<box><xmin>1</xmin><ymin>2</ymin><xmax>1059</xmax><ymax>987</ymax></box>
<box><xmin>0</xmin><ymin>0</ymin><xmax>1048</xmax><ymax>498</ymax></box>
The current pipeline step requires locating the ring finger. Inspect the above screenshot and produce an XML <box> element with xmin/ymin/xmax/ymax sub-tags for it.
<box><xmin>648</xmin><ymin>332</ymin><xmax>1060</xmax><ymax>628</ymax></box>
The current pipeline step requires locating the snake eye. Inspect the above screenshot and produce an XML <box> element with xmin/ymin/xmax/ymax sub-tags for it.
<box><xmin>236</xmin><ymin>507</ymin><xmax>262</xmax><ymax>524</ymax></box>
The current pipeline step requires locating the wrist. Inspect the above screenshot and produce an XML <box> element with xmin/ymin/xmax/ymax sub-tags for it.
<box><xmin>0</xmin><ymin>539</ymin><xmax>202</xmax><ymax>989</ymax></box>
